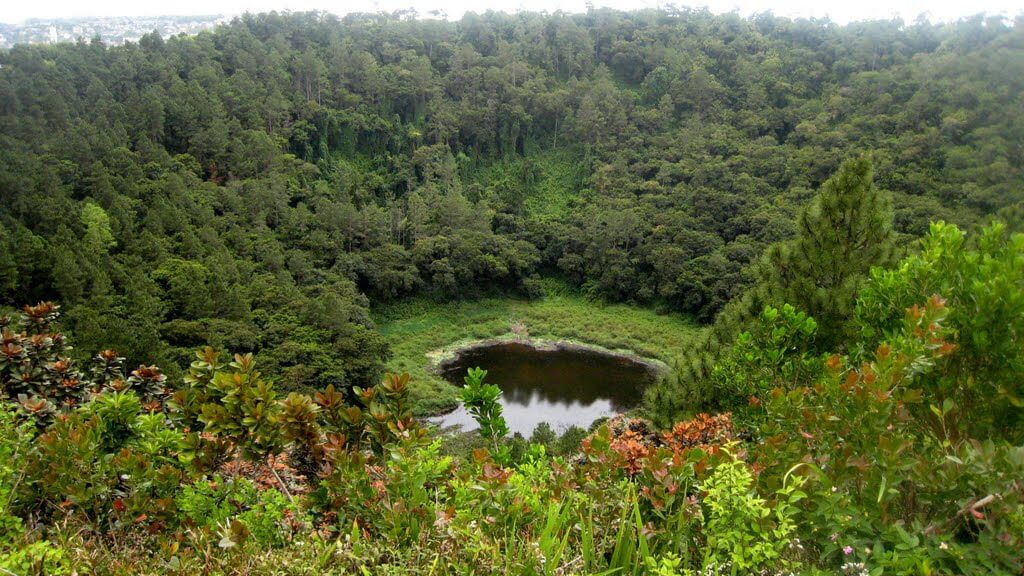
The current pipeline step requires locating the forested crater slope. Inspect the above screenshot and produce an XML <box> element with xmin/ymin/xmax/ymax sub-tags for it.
<box><xmin>1</xmin><ymin>9</ymin><xmax>1021</xmax><ymax>388</ymax></box>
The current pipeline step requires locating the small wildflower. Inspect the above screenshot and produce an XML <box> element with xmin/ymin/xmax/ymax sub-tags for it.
<box><xmin>939</xmin><ymin>541</ymin><xmax>949</xmax><ymax>550</ymax></box>
<box><xmin>830</xmin><ymin>532</ymin><xmax>839</xmax><ymax>542</ymax></box>
<box><xmin>843</xmin><ymin>545</ymin><xmax>854</xmax><ymax>555</ymax></box>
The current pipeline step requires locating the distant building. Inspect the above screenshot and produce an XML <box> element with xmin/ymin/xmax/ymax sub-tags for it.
<box><xmin>0</xmin><ymin>14</ymin><xmax>224</xmax><ymax>49</ymax></box>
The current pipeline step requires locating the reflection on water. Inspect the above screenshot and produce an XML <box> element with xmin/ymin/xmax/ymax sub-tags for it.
<box><xmin>432</xmin><ymin>342</ymin><xmax>656</xmax><ymax>436</ymax></box>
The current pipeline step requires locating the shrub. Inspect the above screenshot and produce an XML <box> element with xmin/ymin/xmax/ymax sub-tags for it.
<box><xmin>175</xmin><ymin>475</ymin><xmax>307</xmax><ymax>548</ymax></box>
<box><xmin>857</xmin><ymin>221</ymin><xmax>1024</xmax><ymax>440</ymax></box>
<box><xmin>0</xmin><ymin>403</ymin><xmax>70</xmax><ymax>574</ymax></box>
<box><xmin>701</xmin><ymin>451</ymin><xmax>802</xmax><ymax>572</ymax></box>
<box><xmin>709</xmin><ymin>303</ymin><xmax>823</xmax><ymax>411</ymax></box>
<box><xmin>458</xmin><ymin>367</ymin><xmax>510</xmax><ymax>464</ymax></box>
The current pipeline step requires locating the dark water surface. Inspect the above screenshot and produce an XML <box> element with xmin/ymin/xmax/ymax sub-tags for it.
<box><xmin>433</xmin><ymin>342</ymin><xmax>657</xmax><ymax>436</ymax></box>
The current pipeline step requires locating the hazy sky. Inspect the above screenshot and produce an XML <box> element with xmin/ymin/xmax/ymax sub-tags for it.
<box><xmin>2</xmin><ymin>0</ymin><xmax>1021</xmax><ymax>25</ymax></box>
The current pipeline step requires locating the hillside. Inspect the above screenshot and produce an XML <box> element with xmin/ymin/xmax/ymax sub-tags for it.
<box><xmin>0</xmin><ymin>9</ymin><xmax>1022</xmax><ymax>575</ymax></box>
<box><xmin>1</xmin><ymin>10</ymin><xmax>1022</xmax><ymax>386</ymax></box>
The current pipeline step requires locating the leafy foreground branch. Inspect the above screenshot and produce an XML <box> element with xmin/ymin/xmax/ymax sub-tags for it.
<box><xmin>1</xmin><ymin>222</ymin><xmax>1023</xmax><ymax>575</ymax></box>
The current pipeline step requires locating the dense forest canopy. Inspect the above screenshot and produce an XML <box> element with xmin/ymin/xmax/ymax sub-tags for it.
<box><xmin>2</xmin><ymin>8</ymin><xmax>1024</xmax><ymax>576</ymax></box>
<box><xmin>1</xmin><ymin>9</ymin><xmax>1022</xmax><ymax>389</ymax></box>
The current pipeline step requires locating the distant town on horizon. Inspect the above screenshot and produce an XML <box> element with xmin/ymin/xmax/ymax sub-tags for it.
<box><xmin>0</xmin><ymin>15</ymin><xmax>226</xmax><ymax>49</ymax></box>
<box><xmin>3</xmin><ymin>8</ymin><xmax>1022</xmax><ymax>50</ymax></box>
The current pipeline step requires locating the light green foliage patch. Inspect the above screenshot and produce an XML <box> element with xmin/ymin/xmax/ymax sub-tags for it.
<box><xmin>470</xmin><ymin>148</ymin><xmax>587</xmax><ymax>222</ymax></box>
<box><xmin>701</xmin><ymin>452</ymin><xmax>801</xmax><ymax>572</ymax></box>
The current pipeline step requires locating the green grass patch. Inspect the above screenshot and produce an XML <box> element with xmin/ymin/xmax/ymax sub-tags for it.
<box><xmin>373</xmin><ymin>284</ymin><xmax>703</xmax><ymax>415</ymax></box>
<box><xmin>468</xmin><ymin>147</ymin><xmax>587</xmax><ymax>222</ymax></box>
<box><xmin>523</xmin><ymin>148</ymin><xmax>587</xmax><ymax>221</ymax></box>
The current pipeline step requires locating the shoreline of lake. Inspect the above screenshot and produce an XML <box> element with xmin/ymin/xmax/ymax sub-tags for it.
<box><xmin>424</xmin><ymin>336</ymin><xmax>669</xmax><ymax>421</ymax></box>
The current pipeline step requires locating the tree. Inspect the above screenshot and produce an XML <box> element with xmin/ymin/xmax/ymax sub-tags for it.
<box><xmin>756</xmin><ymin>157</ymin><xmax>895</xmax><ymax>350</ymax></box>
<box><xmin>645</xmin><ymin>158</ymin><xmax>895</xmax><ymax>423</ymax></box>
<box><xmin>151</xmin><ymin>258</ymin><xmax>215</xmax><ymax>320</ymax></box>
<box><xmin>81</xmin><ymin>202</ymin><xmax>116</xmax><ymax>253</ymax></box>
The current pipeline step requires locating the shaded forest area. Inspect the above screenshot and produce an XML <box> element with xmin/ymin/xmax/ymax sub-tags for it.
<box><xmin>1</xmin><ymin>9</ymin><xmax>1022</xmax><ymax>389</ymax></box>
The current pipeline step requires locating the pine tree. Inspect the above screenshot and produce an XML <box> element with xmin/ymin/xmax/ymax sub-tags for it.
<box><xmin>645</xmin><ymin>158</ymin><xmax>895</xmax><ymax>425</ymax></box>
<box><xmin>757</xmin><ymin>157</ymin><xmax>895</xmax><ymax>351</ymax></box>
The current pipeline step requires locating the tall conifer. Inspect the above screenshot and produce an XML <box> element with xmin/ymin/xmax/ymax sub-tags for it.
<box><xmin>758</xmin><ymin>157</ymin><xmax>895</xmax><ymax>351</ymax></box>
<box><xmin>646</xmin><ymin>158</ymin><xmax>895</xmax><ymax>424</ymax></box>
